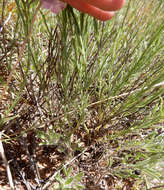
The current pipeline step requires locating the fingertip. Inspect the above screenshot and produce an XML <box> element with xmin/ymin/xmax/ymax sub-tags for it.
<box><xmin>96</xmin><ymin>11</ymin><xmax>115</xmax><ymax>21</ymax></box>
<box><xmin>65</xmin><ymin>0</ymin><xmax>115</xmax><ymax>21</ymax></box>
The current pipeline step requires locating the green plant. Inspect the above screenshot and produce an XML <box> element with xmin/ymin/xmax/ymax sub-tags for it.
<box><xmin>54</xmin><ymin>167</ymin><xmax>84</xmax><ymax>190</ymax></box>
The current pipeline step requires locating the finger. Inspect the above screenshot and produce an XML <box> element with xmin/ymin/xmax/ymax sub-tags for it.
<box><xmin>84</xmin><ymin>0</ymin><xmax>126</xmax><ymax>11</ymax></box>
<box><xmin>64</xmin><ymin>0</ymin><xmax>115</xmax><ymax>21</ymax></box>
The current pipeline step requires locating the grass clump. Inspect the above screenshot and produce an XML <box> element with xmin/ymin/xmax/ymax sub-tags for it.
<box><xmin>0</xmin><ymin>0</ymin><xmax>164</xmax><ymax>189</ymax></box>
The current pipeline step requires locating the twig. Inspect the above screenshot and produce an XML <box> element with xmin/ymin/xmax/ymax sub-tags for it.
<box><xmin>0</xmin><ymin>131</ymin><xmax>15</xmax><ymax>190</ymax></box>
<box><xmin>22</xmin><ymin>133</ymin><xmax>42</xmax><ymax>190</ymax></box>
<box><xmin>42</xmin><ymin>147</ymin><xmax>88</xmax><ymax>190</ymax></box>
<box><xmin>0</xmin><ymin>12</ymin><xmax>12</xmax><ymax>32</ymax></box>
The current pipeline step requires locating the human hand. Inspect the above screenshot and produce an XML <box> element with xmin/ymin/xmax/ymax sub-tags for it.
<box><xmin>41</xmin><ymin>0</ymin><xmax>125</xmax><ymax>21</ymax></box>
